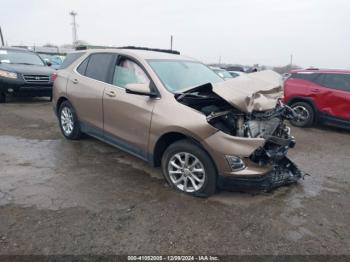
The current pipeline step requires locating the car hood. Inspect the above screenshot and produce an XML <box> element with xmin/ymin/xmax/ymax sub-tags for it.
<box><xmin>211</xmin><ymin>70</ymin><xmax>283</xmax><ymax>113</ymax></box>
<box><xmin>0</xmin><ymin>63</ymin><xmax>54</xmax><ymax>75</ymax></box>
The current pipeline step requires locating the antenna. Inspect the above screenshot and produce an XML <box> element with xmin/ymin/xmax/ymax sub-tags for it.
<box><xmin>69</xmin><ymin>11</ymin><xmax>78</xmax><ymax>46</ymax></box>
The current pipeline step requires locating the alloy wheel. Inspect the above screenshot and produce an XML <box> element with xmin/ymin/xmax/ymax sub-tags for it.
<box><xmin>168</xmin><ymin>152</ymin><xmax>206</xmax><ymax>193</ymax></box>
<box><xmin>60</xmin><ymin>107</ymin><xmax>74</xmax><ymax>136</ymax></box>
<box><xmin>292</xmin><ymin>105</ymin><xmax>310</xmax><ymax>124</ymax></box>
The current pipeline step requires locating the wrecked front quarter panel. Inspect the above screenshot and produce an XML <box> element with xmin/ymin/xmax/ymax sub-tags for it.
<box><xmin>212</xmin><ymin>70</ymin><xmax>283</xmax><ymax>113</ymax></box>
<box><xmin>202</xmin><ymin>131</ymin><xmax>271</xmax><ymax>176</ymax></box>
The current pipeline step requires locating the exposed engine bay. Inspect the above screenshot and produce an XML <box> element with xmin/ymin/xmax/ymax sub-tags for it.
<box><xmin>175</xmin><ymin>83</ymin><xmax>297</xmax><ymax>139</ymax></box>
<box><xmin>175</xmin><ymin>82</ymin><xmax>305</xmax><ymax>190</ymax></box>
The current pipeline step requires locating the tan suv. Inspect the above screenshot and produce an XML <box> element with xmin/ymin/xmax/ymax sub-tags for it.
<box><xmin>53</xmin><ymin>47</ymin><xmax>304</xmax><ymax>197</ymax></box>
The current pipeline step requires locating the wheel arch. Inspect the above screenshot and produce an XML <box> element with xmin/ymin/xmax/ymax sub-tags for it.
<box><xmin>286</xmin><ymin>96</ymin><xmax>319</xmax><ymax>122</ymax></box>
<box><xmin>56</xmin><ymin>96</ymin><xmax>69</xmax><ymax>116</ymax></box>
<box><xmin>151</xmin><ymin>132</ymin><xmax>218</xmax><ymax>175</ymax></box>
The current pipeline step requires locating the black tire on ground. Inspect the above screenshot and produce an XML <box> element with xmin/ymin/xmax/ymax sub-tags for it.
<box><xmin>289</xmin><ymin>101</ymin><xmax>315</xmax><ymax>127</ymax></box>
<box><xmin>161</xmin><ymin>139</ymin><xmax>217</xmax><ymax>197</ymax></box>
<box><xmin>0</xmin><ymin>93</ymin><xmax>6</xmax><ymax>103</ymax></box>
<box><xmin>58</xmin><ymin>100</ymin><xmax>82</xmax><ymax>140</ymax></box>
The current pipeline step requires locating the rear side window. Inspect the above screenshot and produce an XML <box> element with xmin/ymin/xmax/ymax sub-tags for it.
<box><xmin>85</xmin><ymin>53</ymin><xmax>115</xmax><ymax>82</ymax></box>
<box><xmin>291</xmin><ymin>72</ymin><xmax>318</xmax><ymax>82</ymax></box>
<box><xmin>318</xmin><ymin>73</ymin><xmax>350</xmax><ymax>92</ymax></box>
<box><xmin>59</xmin><ymin>52</ymin><xmax>85</xmax><ymax>69</ymax></box>
<box><xmin>77</xmin><ymin>57</ymin><xmax>89</xmax><ymax>75</ymax></box>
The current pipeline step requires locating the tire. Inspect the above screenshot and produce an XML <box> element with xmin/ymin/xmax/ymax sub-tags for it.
<box><xmin>0</xmin><ymin>92</ymin><xmax>6</xmax><ymax>103</ymax></box>
<box><xmin>289</xmin><ymin>102</ymin><xmax>315</xmax><ymax>127</ymax></box>
<box><xmin>58</xmin><ymin>100</ymin><xmax>82</xmax><ymax>140</ymax></box>
<box><xmin>161</xmin><ymin>139</ymin><xmax>217</xmax><ymax>197</ymax></box>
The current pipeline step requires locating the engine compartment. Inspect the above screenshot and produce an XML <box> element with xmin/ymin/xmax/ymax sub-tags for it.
<box><xmin>175</xmin><ymin>83</ymin><xmax>297</xmax><ymax>139</ymax></box>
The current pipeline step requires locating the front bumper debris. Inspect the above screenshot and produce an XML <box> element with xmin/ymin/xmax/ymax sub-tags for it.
<box><xmin>217</xmin><ymin>157</ymin><xmax>304</xmax><ymax>192</ymax></box>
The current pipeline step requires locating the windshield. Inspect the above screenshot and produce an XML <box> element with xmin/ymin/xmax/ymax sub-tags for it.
<box><xmin>0</xmin><ymin>49</ymin><xmax>44</xmax><ymax>66</ymax></box>
<box><xmin>148</xmin><ymin>60</ymin><xmax>224</xmax><ymax>92</ymax></box>
<box><xmin>213</xmin><ymin>69</ymin><xmax>233</xmax><ymax>79</ymax></box>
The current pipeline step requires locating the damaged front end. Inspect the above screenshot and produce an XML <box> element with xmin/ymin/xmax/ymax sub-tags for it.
<box><xmin>176</xmin><ymin>70</ymin><xmax>305</xmax><ymax>191</ymax></box>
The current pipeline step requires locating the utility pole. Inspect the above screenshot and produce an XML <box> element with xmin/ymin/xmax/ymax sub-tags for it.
<box><xmin>0</xmin><ymin>26</ymin><xmax>5</xmax><ymax>46</ymax></box>
<box><xmin>170</xmin><ymin>35</ymin><xmax>173</xmax><ymax>50</ymax></box>
<box><xmin>290</xmin><ymin>54</ymin><xmax>293</xmax><ymax>69</ymax></box>
<box><xmin>69</xmin><ymin>11</ymin><xmax>78</xmax><ymax>46</ymax></box>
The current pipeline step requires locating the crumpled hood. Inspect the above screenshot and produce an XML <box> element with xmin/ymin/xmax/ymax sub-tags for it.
<box><xmin>212</xmin><ymin>70</ymin><xmax>283</xmax><ymax>113</ymax></box>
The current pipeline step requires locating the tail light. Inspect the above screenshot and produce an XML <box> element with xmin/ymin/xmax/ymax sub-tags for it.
<box><xmin>51</xmin><ymin>72</ymin><xmax>58</xmax><ymax>82</ymax></box>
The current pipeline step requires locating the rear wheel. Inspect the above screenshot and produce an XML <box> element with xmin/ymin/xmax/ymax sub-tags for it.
<box><xmin>161</xmin><ymin>140</ymin><xmax>217</xmax><ymax>197</ymax></box>
<box><xmin>58</xmin><ymin>100</ymin><xmax>82</xmax><ymax>140</ymax></box>
<box><xmin>0</xmin><ymin>92</ymin><xmax>6</xmax><ymax>103</ymax></box>
<box><xmin>290</xmin><ymin>102</ymin><xmax>315</xmax><ymax>127</ymax></box>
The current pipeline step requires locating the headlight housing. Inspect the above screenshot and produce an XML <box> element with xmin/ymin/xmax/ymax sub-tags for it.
<box><xmin>0</xmin><ymin>70</ymin><xmax>18</xmax><ymax>79</ymax></box>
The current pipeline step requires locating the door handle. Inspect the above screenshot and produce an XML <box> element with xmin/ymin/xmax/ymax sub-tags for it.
<box><xmin>311</xmin><ymin>88</ymin><xmax>320</xmax><ymax>93</ymax></box>
<box><xmin>72</xmin><ymin>78</ymin><xmax>79</xmax><ymax>84</ymax></box>
<box><xmin>105</xmin><ymin>90</ymin><xmax>116</xmax><ymax>97</ymax></box>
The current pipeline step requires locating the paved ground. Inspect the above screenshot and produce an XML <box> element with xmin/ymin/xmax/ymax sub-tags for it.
<box><xmin>0</xmin><ymin>98</ymin><xmax>349</xmax><ymax>255</ymax></box>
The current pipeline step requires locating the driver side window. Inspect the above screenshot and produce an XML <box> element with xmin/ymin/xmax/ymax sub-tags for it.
<box><xmin>113</xmin><ymin>58</ymin><xmax>150</xmax><ymax>88</ymax></box>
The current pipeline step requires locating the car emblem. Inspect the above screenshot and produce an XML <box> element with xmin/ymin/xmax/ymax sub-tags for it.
<box><xmin>35</xmin><ymin>76</ymin><xmax>40</xmax><ymax>80</ymax></box>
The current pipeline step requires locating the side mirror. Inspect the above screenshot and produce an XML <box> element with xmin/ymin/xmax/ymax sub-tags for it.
<box><xmin>125</xmin><ymin>83</ymin><xmax>157</xmax><ymax>97</ymax></box>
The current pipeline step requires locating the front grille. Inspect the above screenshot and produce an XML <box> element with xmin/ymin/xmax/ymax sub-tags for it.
<box><xmin>23</xmin><ymin>75</ymin><xmax>50</xmax><ymax>83</ymax></box>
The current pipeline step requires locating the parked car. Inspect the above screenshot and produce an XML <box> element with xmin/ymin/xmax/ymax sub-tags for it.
<box><xmin>284</xmin><ymin>69</ymin><xmax>350</xmax><ymax>128</ymax></box>
<box><xmin>228</xmin><ymin>71</ymin><xmax>245</xmax><ymax>78</ymax></box>
<box><xmin>53</xmin><ymin>48</ymin><xmax>303</xmax><ymax>197</ymax></box>
<box><xmin>210</xmin><ymin>66</ymin><xmax>233</xmax><ymax>80</ymax></box>
<box><xmin>225</xmin><ymin>65</ymin><xmax>245</xmax><ymax>72</ymax></box>
<box><xmin>0</xmin><ymin>47</ymin><xmax>55</xmax><ymax>103</ymax></box>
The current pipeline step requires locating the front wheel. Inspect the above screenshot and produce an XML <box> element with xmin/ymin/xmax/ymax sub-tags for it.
<box><xmin>58</xmin><ymin>101</ymin><xmax>82</xmax><ymax>140</ymax></box>
<box><xmin>289</xmin><ymin>102</ymin><xmax>315</xmax><ymax>127</ymax></box>
<box><xmin>161</xmin><ymin>140</ymin><xmax>217</xmax><ymax>197</ymax></box>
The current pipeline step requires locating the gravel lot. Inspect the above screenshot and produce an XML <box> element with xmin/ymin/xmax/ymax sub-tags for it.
<box><xmin>0</xmin><ymin>98</ymin><xmax>349</xmax><ymax>255</ymax></box>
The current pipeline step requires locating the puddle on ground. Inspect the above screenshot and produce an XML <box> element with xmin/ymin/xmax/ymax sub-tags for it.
<box><xmin>0</xmin><ymin>135</ymin><xmax>346</xmax><ymax>215</ymax></box>
<box><xmin>0</xmin><ymin>135</ymin><xmax>165</xmax><ymax>211</ymax></box>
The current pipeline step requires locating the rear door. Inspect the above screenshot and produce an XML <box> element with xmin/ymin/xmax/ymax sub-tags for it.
<box><xmin>313</xmin><ymin>73</ymin><xmax>350</xmax><ymax>120</ymax></box>
<box><xmin>67</xmin><ymin>53</ymin><xmax>115</xmax><ymax>132</ymax></box>
<box><xmin>102</xmin><ymin>55</ymin><xmax>156</xmax><ymax>160</ymax></box>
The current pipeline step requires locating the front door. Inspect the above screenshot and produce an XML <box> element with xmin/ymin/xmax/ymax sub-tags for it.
<box><xmin>314</xmin><ymin>73</ymin><xmax>350</xmax><ymax>120</ymax></box>
<box><xmin>103</xmin><ymin>56</ymin><xmax>156</xmax><ymax>160</ymax></box>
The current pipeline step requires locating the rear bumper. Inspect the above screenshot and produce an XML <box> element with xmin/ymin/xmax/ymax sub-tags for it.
<box><xmin>217</xmin><ymin>157</ymin><xmax>304</xmax><ymax>192</ymax></box>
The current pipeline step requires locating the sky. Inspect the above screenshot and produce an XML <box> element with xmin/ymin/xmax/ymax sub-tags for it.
<box><xmin>1</xmin><ymin>0</ymin><xmax>350</xmax><ymax>68</ymax></box>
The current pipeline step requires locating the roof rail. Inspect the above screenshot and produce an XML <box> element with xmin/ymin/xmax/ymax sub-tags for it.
<box><xmin>117</xmin><ymin>46</ymin><xmax>180</xmax><ymax>55</ymax></box>
<box><xmin>306</xmin><ymin>67</ymin><xmax>319</xmax><ymax>70</ymax></box>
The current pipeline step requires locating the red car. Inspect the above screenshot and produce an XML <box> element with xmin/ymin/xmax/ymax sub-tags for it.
<box><xmin>284</xmin><ymin>69</ymin><xmax>350</xmax><ymax>128</ymax></box>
